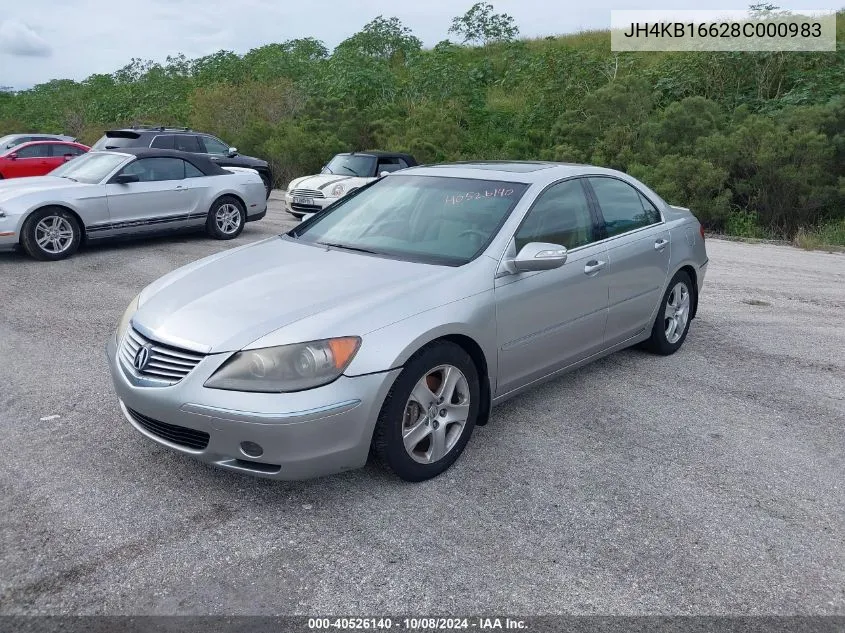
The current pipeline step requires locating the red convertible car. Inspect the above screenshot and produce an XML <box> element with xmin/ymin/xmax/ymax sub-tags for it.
<box><xmin>0</xmin><ymin>140</ymin><xmax>89</xmax><ymax>179</ymax></box>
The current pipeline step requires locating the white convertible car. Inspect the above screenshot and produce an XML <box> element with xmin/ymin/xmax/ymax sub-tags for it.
<box><xmin>0</xmin><ymin>148</ymin><xmax>267</xmax><ymax>261</ymax></box>
<box><xmin>284</xmin><ymin>151</ymin><xmax>418</xmax><ymax>219</ymax></box>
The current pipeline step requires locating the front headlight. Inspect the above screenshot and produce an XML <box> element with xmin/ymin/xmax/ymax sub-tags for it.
<box><xmin>331</xmin><ymin>183</ymin><xmax>346</xmax><ymax>197</ymax></box>
<box><xmin>205</xmin><ymin>337</ymin><xmax>361</xmax><ymax>393</ymax></box>
<box><xmin>116</xmin><ymin>294</ymin><xmax>140</xmax><ymax>343</ymax></box>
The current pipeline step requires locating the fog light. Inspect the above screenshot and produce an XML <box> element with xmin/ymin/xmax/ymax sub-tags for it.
<box><xmin>240</xmin><ymin>441</ymin><xmax>264</xmax><ymax>458</ymax></box>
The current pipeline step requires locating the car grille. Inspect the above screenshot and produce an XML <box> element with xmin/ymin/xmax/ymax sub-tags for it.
<box><xmin>126</xmin><ymin>407</ymin><xmax>210</xmax><ymax>450</ymax></box>
<box><xmin>290</xmin><ymin>188</ymin><xmax>325</xmax><ymax>198</ymax></box>
<box><xmin>120</xmin><ymin>326</ymin><xmax>205</xmax><ymax>384</ymax></box>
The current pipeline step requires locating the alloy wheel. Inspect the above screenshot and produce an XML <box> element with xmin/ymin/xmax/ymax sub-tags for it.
<box><xmin>401</xmin><ymin>364</ymin><xmax>470</xmax><ymax>464</ymax></box>
<box><xmin>664</xmin><ymin>282</ymin><xmax>690</xmax><ymax>344</ymax></box>
<box><xmin>215</xmin><ymin>203</ymin><xmax>242</xmax><ymax>234</ymax></box>
<box><xmin>35</xmin><ymin>216</ymin><xmax>74</xmax><ymax>254</ymax></box>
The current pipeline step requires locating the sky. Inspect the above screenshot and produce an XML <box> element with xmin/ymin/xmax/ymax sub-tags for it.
<box><xmin>0</xmin><ymin>0</ymin><xmax>835</xmax><ymax>89</ymax></box>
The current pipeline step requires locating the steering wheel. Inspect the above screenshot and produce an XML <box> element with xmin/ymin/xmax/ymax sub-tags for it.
<box><xmin>457</xmin><ymin>229</ymin><xmax>487</xmax><ymax>243</ymax></box>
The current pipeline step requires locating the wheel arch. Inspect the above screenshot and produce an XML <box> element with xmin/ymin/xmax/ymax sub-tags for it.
<box><xmin>677</xmin><ymin>263</ymin><xmax>699</xmax><ymax>319</ymax></box>
<box><xmin>20</xmin><ymin>204</ymin><xmax>87</xmax><ymax>244</ymax></box>
<box><xmin>211</xmin><ymin>191</ymin><xmax>247</xmax><ymax>213</ymax></box>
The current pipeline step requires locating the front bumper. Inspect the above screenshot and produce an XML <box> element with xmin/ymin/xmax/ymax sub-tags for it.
<box><xmin>106</xmin><ymin>335</ymin><xmax>400</xmax><ymax>480</ymax></box>
<box><xmin>0</xmin><ymin>214</ymin><xmax>19</xmax><ymax>250</ymax></box>
<box><xmin>283</xmin><ymin>194</ymin><xmax>336</xmax><ymax>218</ymax></box>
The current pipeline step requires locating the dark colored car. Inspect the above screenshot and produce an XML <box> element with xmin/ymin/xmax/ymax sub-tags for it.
<box><xmin>91</xmin><ymin>127</ymin><xmax>273</xmax><ymax>198</ymax></box>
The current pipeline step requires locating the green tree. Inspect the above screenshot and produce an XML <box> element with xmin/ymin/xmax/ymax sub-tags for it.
<box><xmin>448</xmin><ymin>3</ymin><xmax>519</xmax><ymax>45</ymax></box>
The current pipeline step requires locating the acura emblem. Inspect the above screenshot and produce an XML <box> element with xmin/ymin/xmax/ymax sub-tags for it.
<box><xmin>133</xmin><ymin>344</ymin><xmax>153</xmax><ymax>371</ymax></box>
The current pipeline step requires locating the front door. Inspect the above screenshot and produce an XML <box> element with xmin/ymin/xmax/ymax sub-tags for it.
<box><xmin>494</xmin><ymin>178</ymin><xmax>610</xmax><ymax>397</ymax></box>
<box><xmin>105</xmin><ymin>157</ymin><xmax>198</xmax><ymax>234</ymax></box>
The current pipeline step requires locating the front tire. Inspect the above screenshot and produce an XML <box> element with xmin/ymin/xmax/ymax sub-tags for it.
<box><xmin>644</xmin><ymin>270</ymin><xmax>694</xmax><ymax>355</ymax></box>
<box><xmin>20</xmin><ymin>207</ymin><xmax>81</xmax><ymax>261</ymax></box>
<box><xmin>372</xmin><ymin>341</ymin><xmax>480</xmax><ymax>482</ymax></box>
<box><xmin>206</xmin><ymin>196</ymin><xmax>245</xmax><ymax>240</ymax></box>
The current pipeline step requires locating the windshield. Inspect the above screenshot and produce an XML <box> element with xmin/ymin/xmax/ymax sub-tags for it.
<box><xmin>49</xmin><ymin>152</ymin><xmax>129</xmax><ymax>183</ymax></box>
<box><xmin>293</xmin><ymin>175</ymin><xmax>529</xmax><ymax>266</ymax></box>
<box><xmin>323</xmin><ymin>154</ymin><xmax>376</xmax><ymax>177</ymax></box>
<box><xmin>0</xmin><ymin>135</ymin><xmax>18</xmax><ymax>150</ymax></box>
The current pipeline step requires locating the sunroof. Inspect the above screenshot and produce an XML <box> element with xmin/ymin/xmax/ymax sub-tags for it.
<box><xmin>430</xmin><ymin>161</ymin><xmax>558</xmax><ymax>173</ymax></box>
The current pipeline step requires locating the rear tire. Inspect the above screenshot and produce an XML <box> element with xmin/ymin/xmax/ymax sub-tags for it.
<box><xmin>372</xmin><ymin>341</ymin><xmax>480</xmax><ymax>482</ymax></box>
<box><xmin>20</xmin><ymin>207</ymin><xmax>81</xmax><ymax>261</ymax></box>
<box><xmin>643</xmin><ymin>270</ymin><xmax>694</xmax><ymax>355</ymax></box>
<box><xmin>260</xmin><ymin>173</ymin><xmax>272</xmax><ymax>199</ymax></box>
<box><xmin>206</xmin><ymin>196</ymin><xmax>245</xmax><ymax>240</ymax></box>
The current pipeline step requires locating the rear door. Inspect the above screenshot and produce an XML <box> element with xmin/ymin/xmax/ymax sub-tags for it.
<box><xmin>585</xmin><ymin>176</ymin><xmax>669</xmax><ymax>346</ymax></box>
<box><xmin>45</xmin><ymin>143</ymin><xmax>79</xmax><ymax>172</ymax></box>
<box><xmin>105</xmin><ymin>157</ymin><xmax>195</xmax><ymax>234</ymax></box>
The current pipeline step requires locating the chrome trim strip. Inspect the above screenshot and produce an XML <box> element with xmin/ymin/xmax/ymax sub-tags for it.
<box><xmin>180</xmin><ymin>399</ymin><xmax>362</xmax><ymax>425</ymax></box>
<box><xmin>131</xmin><ymin>320</ymin><xmax>211</xmax><ymax>354</ymax></box>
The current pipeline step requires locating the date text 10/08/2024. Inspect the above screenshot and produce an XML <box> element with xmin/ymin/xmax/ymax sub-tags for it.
<box><xmin>307</xmin><ymin>617</ymin><xmax>528</xmax><ymax>630</ymax></box>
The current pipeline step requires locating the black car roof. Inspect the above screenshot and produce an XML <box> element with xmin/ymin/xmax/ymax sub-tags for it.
<box><xmin>103</xmin><ymin>147</ymin><xmax>228</xmax><ymax>176</ymax></box>
<box><xmin>340</xmin><ymin>151</ymin><xmax>418</xmax><ymax>166</ymax></box>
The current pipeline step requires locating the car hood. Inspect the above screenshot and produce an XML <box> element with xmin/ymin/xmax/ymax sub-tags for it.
<box><xmin>212</xmin><ymin>155</ymin><xmax>268</xmax><ymax>168</ymax></box>
<box><xmin>290</xmin><ymin>174</ymin><xmax>369</xmax><ymax>192</ymax></box>
<box><xmin>0</xmin><ymin>176</ymin><xmax>88</xmax><ymax>204</ymax></box>
<box><xmin>134</xmin><ymin>237</ymin><xmax>470</xmax><ymax>354</ymax></box>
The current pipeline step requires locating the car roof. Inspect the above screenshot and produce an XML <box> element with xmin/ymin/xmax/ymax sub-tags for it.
<box><xmin>15</xmin><ymin>140</ymin><xmax>82</xmax><ymax>146</ymax></box>
<box><xmin>339</xmin><ymin>151</ymin><xmax>418</xmax><ymax>166</ymax></box>
<box><xmin>106</xmin><ymin>127</ymin><xmax>197</xmax><ymax>135</ymax></box>
<box><xmin>400</xmin><ymin>161</ymin><xmax>623</xmax><ymax>183</ymax></box>
<box><xmin>93</xmin><ymin>148</ymin><xmax>229</xmax><ymax>176</ymax></box>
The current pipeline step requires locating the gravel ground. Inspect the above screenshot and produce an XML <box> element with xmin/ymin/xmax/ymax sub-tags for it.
<box><xmin>0</xmin><ymin>194</ymin><xmax>843</xmax><ymax>615</ymax></box>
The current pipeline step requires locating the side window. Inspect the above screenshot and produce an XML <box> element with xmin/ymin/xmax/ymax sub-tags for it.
<box><xmin>150</xmin><ymin>135</ymin><xmax>175</xmax><ymax>149</ymax></box>
<box><xmin>588</xmin><ymin>177</ymin><xmax>661</xmax><ymax>238</ymax></box>
<box><xmin>200</xmin><ymin>136</ymin><xmax>229</xmax><ymax>155</ymax></box>
<box><xmin>174</xmin><ymin>135</ymin><xmax>202</xmax><ymax>153</ymax></box>
<box><xmin>184</xmin><ymin>161</ymin><xmax>204</xmax><ymax>178</ymax></box>
<box><xmin>515</xmin><ymin>179</ymin><xmax>595</xmax><ymax>251</ymax></box>
<box><xmin>377</xmin><ymin>158</ymin><xmax>404</xmax><ymax>174</ymax></box>
<box><xmin>118</xmin><ymin>158</ymin><xmax>185</xmax><ymax>182</ymax></box>
<box><xmin>49</xmin><ymin>144</ymin><xmax>83</xmax><ymax>157</ymax></box>
<box><xmin>15</xmin><ymin>144</ymin><xmax>49</xmax><ymax>158</ymax></box>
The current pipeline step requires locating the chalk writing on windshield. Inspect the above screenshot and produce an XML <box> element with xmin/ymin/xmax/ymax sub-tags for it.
<box><xmin>444</xmin><ymin>189</ymin><xmax>515</xmax><ymax>206</ymax></box>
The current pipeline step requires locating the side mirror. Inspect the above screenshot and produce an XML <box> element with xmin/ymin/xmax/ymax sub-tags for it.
<box><xmin>512</xmin><ymin>242</ymin><xmax>568</xmax><ymax>272</ymax></box>
<box><xmin>112</xmin><ymin>173</ymin><xmax>140</xmax><ymax>184</ymax></box>
<box><xmin>7</xmin><ymin>152</ymin><xmax>17</xmax><ymax>160</ymax></box>
<box><xmin>379</xmin><ymin>170</ymin><xmax>390</xmax><ymax>177</ymax></box>
<box><xmin>227</xmin><ymin>147</ymin><xmax>238</xmax><ymax>157</ymax></box>
<box><xmin>63</xmin><ymin>153</ymin><xmax>74</xmax><ymax>161</ymax></box>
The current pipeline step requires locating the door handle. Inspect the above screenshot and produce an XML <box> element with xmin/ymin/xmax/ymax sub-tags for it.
<box><xmin>174</xmin><ymin>185</ymin><xmax>187</xmax><ymax>192</ymax></box>
<box><xmin>654</xmin><ymin>238</ymin><xmax>668</xmax><ymax>250</ymax></box>
<box><xmin>584</xmin><ymin>260</ymin><xmax>606</xmax><ymax>275</ymax></box>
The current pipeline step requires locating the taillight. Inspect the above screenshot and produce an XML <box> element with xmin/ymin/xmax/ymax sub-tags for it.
<box><xmin>699</xmin><ymin>224</ymin><xmax>705</xmax><ymax>241</ymax></box>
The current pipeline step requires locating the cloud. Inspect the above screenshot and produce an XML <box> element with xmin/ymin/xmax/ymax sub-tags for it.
<box><xmin>0</xmin><ymin>19</ymin><xmax>52</xmax><ymax>57</ymax></box>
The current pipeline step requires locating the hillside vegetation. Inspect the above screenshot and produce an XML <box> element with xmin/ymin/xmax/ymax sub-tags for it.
<box><xmin>1</xmin><ymin>6</ymin><xmax>843</xmax><ymax>242</ymax></box>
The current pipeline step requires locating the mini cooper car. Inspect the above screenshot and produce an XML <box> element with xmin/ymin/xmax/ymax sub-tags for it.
<box><xmin>107</xmin><ymin>161</ymin><xmax>708</xmax><ymax>482</ymax></box>
<box><xmin>284</xmin><ymin>151</ymin><xmax>418</xmax><ymax>219</ymax></box>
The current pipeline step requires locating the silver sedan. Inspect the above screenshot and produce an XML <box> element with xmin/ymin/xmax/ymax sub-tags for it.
<box><xmin>0</xmin><ymin>148</ymin><xmax>267</xmax><ymax>260</ymax></box>
<box><xmin>106</xmin><ymin>161</ymin><xmax>708</xmax><ymax>481</ymax></box>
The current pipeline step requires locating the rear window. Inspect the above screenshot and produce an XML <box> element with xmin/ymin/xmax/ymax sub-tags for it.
<box><xmin>91</xmin><ymin>133</ymin><xmax>141</xmax><ymax>151</ymax></box>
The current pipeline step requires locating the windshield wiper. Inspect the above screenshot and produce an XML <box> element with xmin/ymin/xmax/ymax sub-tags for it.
<box><xmin>317</xmin><ymin>241</ymin><xmax>378</xmax><ymax>254</ymax></box>
<box><xmin>339</xmin><ymin>165</ymin><xmax>359</xmax><ymax>176</ymax></box>
<box><xmin>61</xmin><ymin>176</ymin><xmax>78</xmax><ymax>182</ymax></box>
